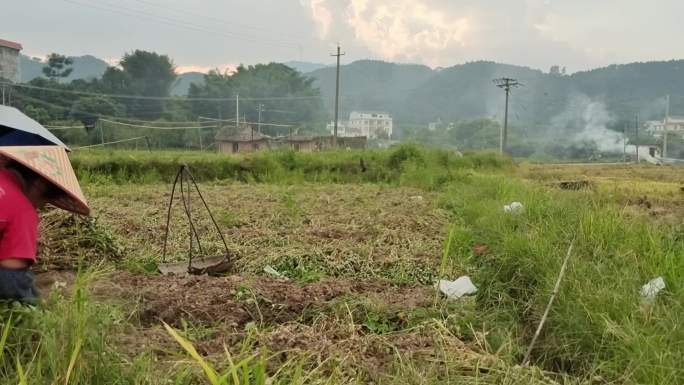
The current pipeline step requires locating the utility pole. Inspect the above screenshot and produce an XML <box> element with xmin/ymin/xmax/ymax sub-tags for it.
<box><xmin>663</xmin><ymin>94</ymin><xmax>670</xmax><ymax>158</ymax></box>
<box><xmin>235</xmin><ymin>93</ymin><xmax>240</xmax><ymax>130</ymax></box>
<box><xmin>0</xmin><ymin>69</ymin><xmax>5</xmax><ymax>106</ymax></box>
<box><xmin>493</xmin><ymin>77</ymin><xmax>520</xmax><ymax>154</ymax></box>
<box><xmin>331</xmin><ymin>44</ymin><xmax>345</xmax><ymax>147</ymax></box>
<box><xmin>635</xmin><ymin>113</ymin><xmax>640</xmax><ymax>163</ymax></box>
<box><xmin>623</xmin><ymin>123</ymin><xmax>627</xmax><ymax>162</ymax></box>
<box><xmin>257</xmin><ymin>103</ymin><xmax>264</xmax><ymax>134</ymax></box>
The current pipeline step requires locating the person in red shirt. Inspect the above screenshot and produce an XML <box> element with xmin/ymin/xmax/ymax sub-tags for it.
<box><xmin>0</xmin><ymin>161</ymin><xmax>63</xmax><ymax>303</ymax></box>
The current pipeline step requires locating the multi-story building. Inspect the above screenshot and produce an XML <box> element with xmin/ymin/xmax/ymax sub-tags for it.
<box><xmin>645</xmin><ymin>117</ymin><xmax>684</xmax><ymax>138</ymax></box>
<box><xmin>347</xmin><ymin>111</ymin><xmax>393</xmax><ymax>139</ymax></box>
<box><xmin>0</xmin><ymin>38</ymin><xmax>22</xmax><ymax>82</ymax></box>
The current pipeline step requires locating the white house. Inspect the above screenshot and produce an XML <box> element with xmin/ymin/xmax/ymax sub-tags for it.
<box><xmin>326</xmin><ymin>121</ymin><xmax>348</xmax><ymax>136</ymax></box>
<box><xmin>645</xmin><ymin>116</ymin><xmax>684</xmax><ymax>138</ymax></box>
<box><xmin>347</xmin><ymin>111</ymin><xmax>393</xmax><ymax>139</ymax></box>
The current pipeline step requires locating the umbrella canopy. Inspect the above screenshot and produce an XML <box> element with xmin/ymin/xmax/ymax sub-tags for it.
<box><xmin>0</xmin><ymin>105</ymin><xmax>69</xmax><ymax>149</ymax></box>
<box><xmin>0</xmin><ymin>145</ymin><xmax>89</xmax><ymax>215</ymax></box>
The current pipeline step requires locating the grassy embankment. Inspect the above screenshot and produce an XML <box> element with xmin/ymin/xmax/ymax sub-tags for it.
<box><xmin>0</xmin><ymin>145</ymin><xmax>681</xmax><ymax>384</ymax></box>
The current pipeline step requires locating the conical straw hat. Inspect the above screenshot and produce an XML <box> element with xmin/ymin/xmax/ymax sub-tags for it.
<box><xmin>0</xmin><ymin>146</ymin><xmax>89</xmax><ymax>215</ymax></box>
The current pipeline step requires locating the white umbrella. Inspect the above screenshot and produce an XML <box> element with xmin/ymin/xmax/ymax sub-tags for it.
<box><xmin>0</xmin><ymin>105</ymin><xmax>69</xmax><ymax>149</ymax></box>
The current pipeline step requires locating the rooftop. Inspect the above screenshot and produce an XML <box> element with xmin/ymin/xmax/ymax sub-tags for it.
<box><xmin>0</xmin><ymin>39</ymin><xmax>22</xmax><ymax>51</ymax></box>
<box><xmin>350</xmin><ymin>111</ymin><xmax>391</xmax><ymax>116</ymax></box>
<box><xmin>215</xmin><ymin>126</ymin><xmax>270</xmax><ymax>142</ymax></box>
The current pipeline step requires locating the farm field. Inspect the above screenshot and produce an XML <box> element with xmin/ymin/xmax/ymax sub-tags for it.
<box><xmin>3</xmin><ymin>146</ymin><xmax>684</xmax><ymax>384</ymax></box>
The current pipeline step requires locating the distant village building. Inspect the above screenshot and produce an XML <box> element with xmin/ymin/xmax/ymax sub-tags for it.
<box><xmin>327</xmin><ymin>111</ymin><xmax>393</xmax><ymax>139</ymax></box>
<box><xmin>428</xmin><ymin>118</ymin><xmax>444</xmax><ymax>131</ymax></box>
<box><xmin>347</xmin><ymin>111</ymin><xmax>393</xmax><ymax>139</ymax></box>
<box><xmin>216</xmin><ymin>124</ymin><xmax>367</xmax><ymax>154</ymax></box>
<box><xmin>275</xmin><ymin>135</ymin><xmax>322</xmax><ymax>152</ymax></box>
<box><xmin>645</xmin><ymin>117</ymin><xmax>684</xmax><ymax>138</ymax></box>
<box><xmin>0</xmin><ymin>38</ymin><xmax>22</xmax><ymax>82</ymax></box>
<box><xmin>325</xmin><ymin>121</ymin><xmax>348</xmax><ymax>137</ymax></box>
<box><xmin>215</xmin><ymin>126</ymin><xmax>270</xmax><ymax>154</ymax></box>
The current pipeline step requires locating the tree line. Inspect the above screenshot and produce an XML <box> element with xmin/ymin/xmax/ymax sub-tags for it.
<box><xmin>4</xmin><ymin>50</ymin><xmax>326</xmax><ymax>148</ymax></box>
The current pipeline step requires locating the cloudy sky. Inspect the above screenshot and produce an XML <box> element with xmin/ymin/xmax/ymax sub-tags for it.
<box><xmin>4</xmin><ymin>0</ymin><xmax>684</xmax><ymax>73</ymax></box>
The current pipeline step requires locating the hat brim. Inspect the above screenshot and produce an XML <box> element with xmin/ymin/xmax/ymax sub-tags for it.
<box><xmin>0</xmin><ymin>146</ymin><xmax>90</xmax><ymax>216</ymax></box>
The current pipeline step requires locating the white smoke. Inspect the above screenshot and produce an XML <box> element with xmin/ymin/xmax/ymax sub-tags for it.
<box><xmin>550</xmin><ymin>94</ymin><xmax>625</xmax><ymax>153</ymax></box>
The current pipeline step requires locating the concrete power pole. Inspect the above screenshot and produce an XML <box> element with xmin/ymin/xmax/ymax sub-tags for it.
<box><xmin>257</xmin><ymin>103</ymin><xmax>264</xmax><ymax>134</ymax></box>
<box><xmin>493</xmin><ymin>77</ymin><xmax>520</xmax><ymax>154</ymax></box>
<box><xmin>331</xmin><ymin>44</ymin><xmax>345</xmax><ymax>147</ymax></box>
<box><xmin>0</xmin><ymin>69</ymin><xmax>5</xmax><ymax>106</ymax></box>
<box><xmin>235</xmin><ymin>93</ymin><xmax>240</xmax><ymax>130</ymax></box>
<box><xmin>663</xmin><ymin>94</ymin><xmax>670</xmax><ymax>158</ymax></box>
<box><xmin>635</xmin><ymin>113</ymin><xmax>640</xmax><ymax>163</ymax></box>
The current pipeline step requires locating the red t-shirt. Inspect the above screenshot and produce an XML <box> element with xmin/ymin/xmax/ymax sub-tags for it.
<box><xmin>0</xmin><ymin>170</ymin><xmax>38</xmax><ymax>263</ymax></box>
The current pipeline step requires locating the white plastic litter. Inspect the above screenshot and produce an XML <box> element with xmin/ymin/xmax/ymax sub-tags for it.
<box><xmin>504</xmin><ymin>201</ymin><xmax>524</xmax><ymax>213</ymax></box>
<box><xmin>264</xmin><ymin>265</ymin><xmax>288</xmax><ymax>280</ymax></box>
<box><xmin>640</xmin><ymin>276</ymin><xmax>665</xmax><ymax>301</ymax></box>
<box><xmin>437</xmin><ymin>276</ymin><xmax>478</xmax><ymax>299</ymax></box>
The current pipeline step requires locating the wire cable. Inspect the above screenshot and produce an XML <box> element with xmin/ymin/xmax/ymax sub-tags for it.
<box><xmin>99</xmin><ymin>118</ymin><xmax>215</xmax><ymax>130</ymax></box>
<box><xmin>6</xmin><ymin>82</ymin><xmax>323</xmax><ymax>102</ymax></box>
<box><xmin>62</xmin><ymin>0</ymin><xmax>301</xmax><ymax>49</ymax></box>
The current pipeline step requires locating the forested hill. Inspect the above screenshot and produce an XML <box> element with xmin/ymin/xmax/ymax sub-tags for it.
<box><xmin>306</xmin><ymin>59</ymin><xmax>684</xmax><ymax>127</ymax></box>
<box><xmin>20</xmin><ymin>54</ymin><xmax>109</xmax><ymax>83</ymax></box>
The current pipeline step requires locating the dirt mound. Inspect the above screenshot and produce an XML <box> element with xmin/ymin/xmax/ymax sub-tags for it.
<box><xmin>109</xmin><ymin>273</ymin><xmax>433</xmax><ymax>328</ymax></box>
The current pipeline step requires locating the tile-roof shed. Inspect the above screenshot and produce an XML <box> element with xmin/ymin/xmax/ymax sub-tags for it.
<box><xmin>215</xmin><ymin>126</ymin><xmax>270</xmax><ymax>142</ymax></box>
<box><xmin>0</xmin><ymin>39</ymin><xmax>22</xmax><ymax>51</ymax></box>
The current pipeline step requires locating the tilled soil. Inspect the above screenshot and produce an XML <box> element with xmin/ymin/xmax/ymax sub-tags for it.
<box><xmin>102</xmin><ymin>272</ymin><xmax>434</xmax><ymax>328</ymax></box>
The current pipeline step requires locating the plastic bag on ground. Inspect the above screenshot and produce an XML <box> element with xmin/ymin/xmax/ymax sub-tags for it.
<box><xmin>264</xmin><ymin>265</ymin><xmax>288</xmax><ymax>280</ymax></box>
<box><xmin>437</xmin><ymin>276</ymin><xmax>478</xmax><ymax>299</ymax></box>
<box><xmin>504</xmin><ymin>202</ymin><xmax>524</xmax><ymax>213</ymax></box>
<box><xmin>640</xmin><ymin>276</ymin><xmax>665</xmax><ymax>301</ymax></box>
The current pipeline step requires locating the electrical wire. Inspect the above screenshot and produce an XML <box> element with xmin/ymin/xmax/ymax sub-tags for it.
<box><xmin>75</xmin><ymin>136</ymin><xmax>148</xmax><ymax>149</ymax></box>
<box><xmin>130</xmin><ymin>0</ymin><xmax>311</xmax><ymax>42</ymax></box>
<box><xmin>99</xmin><ymin>118</ymin><xmax>215</xmax><ymax>130</ymax></box>
<box><xmin>45</xmin><ymin>125</ymin><xmax>84</xmax><ymax>130</ymax></box>
<box><xmin>6</xmin><ymin>82</ymin><xmax>323</xmax><ymax>102</ymax></box>
<box><xmin>61</xmin><ymin>0</ymin><xmax>301</xmax><ymax>49</ymax></box>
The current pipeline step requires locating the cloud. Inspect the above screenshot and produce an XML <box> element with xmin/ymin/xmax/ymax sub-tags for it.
<box><xmin>345</xmin><ymin>0</ymin><xmax>470</xmax><ymax>65</ymax></box>
<box><xmin>302</xmin><ymin>0</ymin><xmax>470</xmax><ymax>66</ymax></box>
<box><xmin>305</xmin><ymin>0</ymin><xmax>334</xmax><ymax>39</ymax></box>
<box><xmin>299</xmin><ymin>0</ymin><xmax>600</xmax><ymax>70</ymax></box>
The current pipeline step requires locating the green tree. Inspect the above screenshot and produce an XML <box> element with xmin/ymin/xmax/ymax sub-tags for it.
<box><xmin>42</xmin><ymin>53</ymin><xmax>74</xmax><ymax>80</ymax></box>
<box><xmin>119</xmin><ymin>50</ymin><xmax>176</xmax><ymax>97</ymax></box>
<box><xmin>99</xmin><ymin>50</ymin><xmax>177</xmax><ymax>118</ymax></box>
<box><xmin>189</xmin><ymin>63</ymin><xmax>324</xmax><ymax>135</ymax></box>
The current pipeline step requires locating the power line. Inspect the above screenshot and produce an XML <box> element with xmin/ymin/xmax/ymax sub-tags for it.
<box><xmin>6</xmin><ymin>82</ymin><xmax>323</xmax><ymax>102</ymax></box>
<box><xmin>61</xmin><ymin>0</ymin><xmax>302</xmax><ymax>49</ymax></box>
<box><xmin>130</xmin><ymin>0</ymin><xmax>311</xmax><ymax>42</ymax></box>
<box><xmin>99</xmin><ymin>118</ymin><xmax>215</xmax><ymax>130</ymax></box>
<box><xmin>45</xmin><ymin>125</ymin><xmax>85</xmax><ymax>130</ymax></box>
<box><xmin>18</xmin><ymin>94</ymin><xmax>293</xmax><ymax>129</ymax></box>
<box><xmin>75</xmin><ymin>136</ymin><xmax>149</xmax><ymax>149</ymax></box>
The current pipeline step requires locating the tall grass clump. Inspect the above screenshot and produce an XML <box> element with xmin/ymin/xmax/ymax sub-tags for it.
<box><xmin>0</xmin><ymin>270</ymin><xmax>161</xmax><ymax>384</ymax></box>
<box><xmin>70</xmin><ymin>145</ymin><xmax>511</xmax><ymax>186</ymax></box>
<box><xmin>439</xmin><ymin>174</ymin><xmax>684</xmax><ymax>384</ymax></box>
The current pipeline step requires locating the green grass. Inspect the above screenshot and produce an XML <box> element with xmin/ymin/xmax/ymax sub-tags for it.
<box><xmin>70</xmin><ymin>144</ymin><xmax>511</xmax><ymax>187</ymax></box>
<box><xmin>11</xmin><ymin>145</ymin><xmax>684</xmax><ymax>383</ymax></box>
<box><xmin>439</xmin><ymin>173</ymin><xmax>684</xmax><ymax>383</ymax></box>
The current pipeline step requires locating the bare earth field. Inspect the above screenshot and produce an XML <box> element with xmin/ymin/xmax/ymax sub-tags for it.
<box><xmin>36</xmin><ymin>183</ymin><xmax>547</xmax><ymax>383</ymax></box>
<box><xmin>25</xmin><ymin>158</ymin><xmax>684</xmax><ymax>384</ymax></box>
